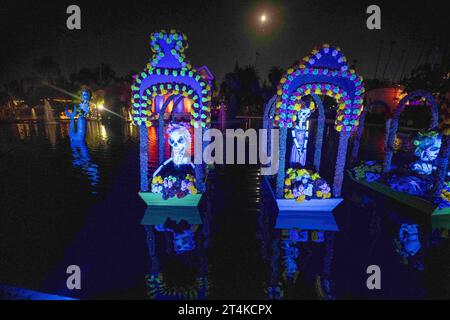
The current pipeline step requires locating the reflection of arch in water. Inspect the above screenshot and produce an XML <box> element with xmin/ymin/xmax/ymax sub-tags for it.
<box><xmin>70</xmin><ymin>139</ymin><xmax>100</xmax><ymax>193</ymax></box>
<box><xmin>265</xmin><ymin>229</ymin><xmax>337</xmax><ymax>300</ymax></box>
<box><xmin>142</xmin><ymin>206</ymin><xmax>210</xmax><ymax>300</ymax></box>
<box><xmin>383</xmin><ymin>90</ymin><xmax>439</xmax><ymax>173</ymax></box>
<box><xmin>258</xmin><ymin>195</ymin><xmax>338</xmax><ymax>300</ymax></box>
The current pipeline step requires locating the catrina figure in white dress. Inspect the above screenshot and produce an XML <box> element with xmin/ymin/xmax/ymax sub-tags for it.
<box><xmin>289</xmin><ymin>106</ymin><xmax>312</xmax><ymax>167</ymax></box>
<box><xmin>153</xmin><ymin>123</ymin><xmax>195</xmax><ymax>178</ymax></box>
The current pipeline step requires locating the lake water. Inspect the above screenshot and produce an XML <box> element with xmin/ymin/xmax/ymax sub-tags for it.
<box><xmin>0</xmin><ymin>120</ymin><xmax>449</xmax><ymax>299</ymax></box>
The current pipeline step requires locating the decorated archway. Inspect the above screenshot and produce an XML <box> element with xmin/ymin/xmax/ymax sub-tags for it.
<box><xmin>351</xmin><ymin>86</ymin><xmax>405</xmax><ymax>162</ymax></box>
<box><xmin>264</xmin><ymin>94</ymin><xmax>325</xmax><ymax>171</ymax></box>
<box><xmin>270</xmin><ymin>44</ymin><xmax>365</xmax><ymax>197</ymax></box>
<box><xmin>132</xmin><ymin>30</ymin><xmax>212</xmax><ymax>202</ymax></box>
<box><xmin>131</xmin><ymin>30</ymin><xmax>212</xmax><ymax>128</ymax></box>
<box><xmin>383</xmin><ymin>90</ymin><xmax>439</xmax><ymax>173</ymax></box>
<box><xmin>349</xmin><ymin>92</ymin><xmax>449</xmax><ymax>216</ymax></box>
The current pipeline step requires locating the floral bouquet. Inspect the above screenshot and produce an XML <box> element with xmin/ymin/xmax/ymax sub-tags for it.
<box><xmin>437</xmin><ymin>181</ymin><xmax>450</xmax><ymax>209</ymax></box>
<box><xmin>351</xmin><ymin>160</ymin><xmax>382</xmax><ymax>182</ymax></box>
<box><xmin>284</xmin><ymin>168</ymin><xmax>332</xmax><ymax>202</ymax></box>
<box><xmin>151</xmin><ymin>174</ymin><xmax>197</xmax><ymax>199</ymax></box>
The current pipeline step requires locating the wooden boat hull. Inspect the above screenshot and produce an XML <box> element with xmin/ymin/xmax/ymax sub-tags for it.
<box><xmin>141</xmin><ymin>206</ymin><xmax>202</xmax><ymax>226</ymax></box>
<box><xmin>346</xmin><ymin>170</ymin><xmax>450</xmax><ymax>217</ymax></box>
<box><xmin>264</xmin><ymin>176</ymin><xmax>341</xmax><ymax>231</ymax></box>
<box><xmin>138</xmin><ymin>192</ymin><xmax>202</xmax><ymax>207</ymax></box>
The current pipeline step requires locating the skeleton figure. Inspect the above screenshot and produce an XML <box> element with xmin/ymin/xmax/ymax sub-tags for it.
<box><xmin>410</xmin><ymin>130</ymin><xmax>442</xmax><ymax>175</ymax></box>
<box><xmin>168</xmin><ymin>123</ymin><xmax>192</xmax><ymax>166</ymax></box>
<box><xmin>289</xmin><ymin>107</ymin><xmax>312</xmax><ymax>166</ymax></box>
<box><xmin>153</xmin><ymin>123</ymin><xmax>194</xmax><ymax>178</ymax></box>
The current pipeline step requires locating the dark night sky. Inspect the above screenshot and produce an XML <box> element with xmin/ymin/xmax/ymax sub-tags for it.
<box><xmin>0</xmin><ymin>0</ymin><xmax>448</xmax><ymax>86</ymax></box>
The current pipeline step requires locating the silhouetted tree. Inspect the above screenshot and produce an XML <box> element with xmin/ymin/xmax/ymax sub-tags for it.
<box><xmin>401</xmin><ymin>55</ymin><xmax>450</xmax><ymax>94</ymax></box>
<box><xmin>220</xmin><ymin>64</ymin><xmax>263</xmax><ymax>117</ymax></box>
<box><xmin>268</xmin><ymin>66</ymin><xmax>284</xmax><ymax>92</ymax></box>
<box><xmin>32</xmin><ymin>56</ymin><xmax>62</xmax><ymax>85</ymax></box>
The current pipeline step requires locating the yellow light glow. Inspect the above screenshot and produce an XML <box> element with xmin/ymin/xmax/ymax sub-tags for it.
<box><xmin>97</xmin><ymin>104</ymin><xmax>104</xmax><ymax>110</ymax></box>
<box><xmin>260</xmin><ymin>14</ymin><xmax>267</xmax><ymax>22</ymax></box>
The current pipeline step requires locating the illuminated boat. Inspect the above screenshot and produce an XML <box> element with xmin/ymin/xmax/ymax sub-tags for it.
<box><xmin>262</xmin><ymin>44</ymin><xmax>365</xmax><ymax>215</ymax></box>
<box><xmin>132</xmin><ymin>30</ymin><xmax>213</xmax><ymax>207</ymax></box>
<box><xmin>348</xmin><ymin>90</ymin><xmax>449</xmax><ymax>220</ymax></box>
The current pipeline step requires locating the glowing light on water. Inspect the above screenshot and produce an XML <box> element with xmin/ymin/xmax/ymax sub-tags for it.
<box><xmin>100</xmin><ymin>124</ymin><xmax>108</xmax><ymax>140</ymax></box>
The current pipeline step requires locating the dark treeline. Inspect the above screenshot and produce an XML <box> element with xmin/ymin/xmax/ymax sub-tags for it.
<box><xmin>1</xmin><ymin>51</ymin><xmax>449</xmax><ymax>118</ymax></box>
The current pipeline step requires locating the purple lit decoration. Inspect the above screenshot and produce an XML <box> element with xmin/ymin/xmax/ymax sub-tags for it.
<box><xmin>131</xmin><ymin>30</ymin><xmax>212</xmax><ymax>128</ymax></box>
<box><xmin>312</xmin><ymin>94</ymin><xmax>325</xmax><ymax>171</ymax></box>
<box><xmin>132</xmin><ymin>30</ymin><xmax>213</xmax><ymax>194</ymax></box>
<box><xmin>381</xmin><ymin>90</ymin><xmax>448</xmax><ymax>203</ymax></box>
<box><xmin>384</xmin><ymin>90</ymin><xmax>438</xmax><ymax>173</ymax></box>
<box><xmin>140</xmin><ymin>125</ymin><xmax>149</xmax><ymax>191</ymax></box>
<box><xmin>272</xmin><ymin>45</ymin><xmax>365</xmax><ymax>197</ymax></box>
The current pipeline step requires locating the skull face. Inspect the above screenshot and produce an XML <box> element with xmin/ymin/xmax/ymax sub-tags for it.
<box><xmin>414</xmin><ymin>131</ymin><xmax>442</xmax><ymax>162</ymax></box>
<box><xmin>298</xmin><ymin>108</ymin><xmax>311</xmax><ymax>123</ymax></box>
<box><xmin>167</xmin><ymin>124</ymin><xmax>191</xmax><ymax>165</ymax></box>
<box><xmin>424</xmin><ymin>136</ymin><xmax>442</xmax><ymax>161</ymax></box>
<box><xmin>169</xmin><ymin>132</ymin><xmax>186</xmax><ymax>153</ymax></box>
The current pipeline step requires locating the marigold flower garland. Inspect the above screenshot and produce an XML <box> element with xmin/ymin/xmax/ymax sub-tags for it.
<box><xmin>284</xmin><ymin>168</ymin><xmax>332</xmax><ymax>202</ymax></box>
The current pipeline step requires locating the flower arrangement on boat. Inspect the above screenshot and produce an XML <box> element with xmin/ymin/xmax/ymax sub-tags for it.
<box><xmin>151</xmin><ymin>174</ymin><xmax>197</xmax><ymax>200</ymax></box>
<box><xmin>284</xmin><ymin>168</ymin><xmax>332</xmax><ymax>202</ymax></box>
<box><xmin>351</xmin><ymin>161</ymin><xmax>382</xmax><ymax>182</ymax></box>
<box><xmin>350</xmin><ymin>129</ymin><xmax>450</xmax><ymax>211</ymax></box>
<box><xmin>438</xmin><ymin>181</ymin><xmax>450</xmax><ymax>209</ymax></box>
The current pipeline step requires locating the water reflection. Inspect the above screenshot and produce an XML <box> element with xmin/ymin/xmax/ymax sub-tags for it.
<box><xmin>3</xmin><ymin>120</ymin><xmax>450</xmax><ymax>299</ymax></box>
<box><xmin>69</xmin><ymin>140</ymin><xmax>100</xmax><ymax>194</ymax></box>
<box><xmin>142</xmin><ymin>206</ymin><xmax>210</xmax><ymax>300</ymax></box>
<box><xmin>258</xmin><ymin>194</ymin><xmax>338</xmax><ymax>300</ymax></box>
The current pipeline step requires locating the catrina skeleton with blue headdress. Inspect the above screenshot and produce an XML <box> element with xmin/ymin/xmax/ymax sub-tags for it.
<box><xmin>153</xmin><ymin>122</ymin><xmax>195</xmax><ymax>178</ymax></box>
<box><xmin>410</xmin><ymin>130</ymin><xmax>442</xmax><ymax>176</ymax></box>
